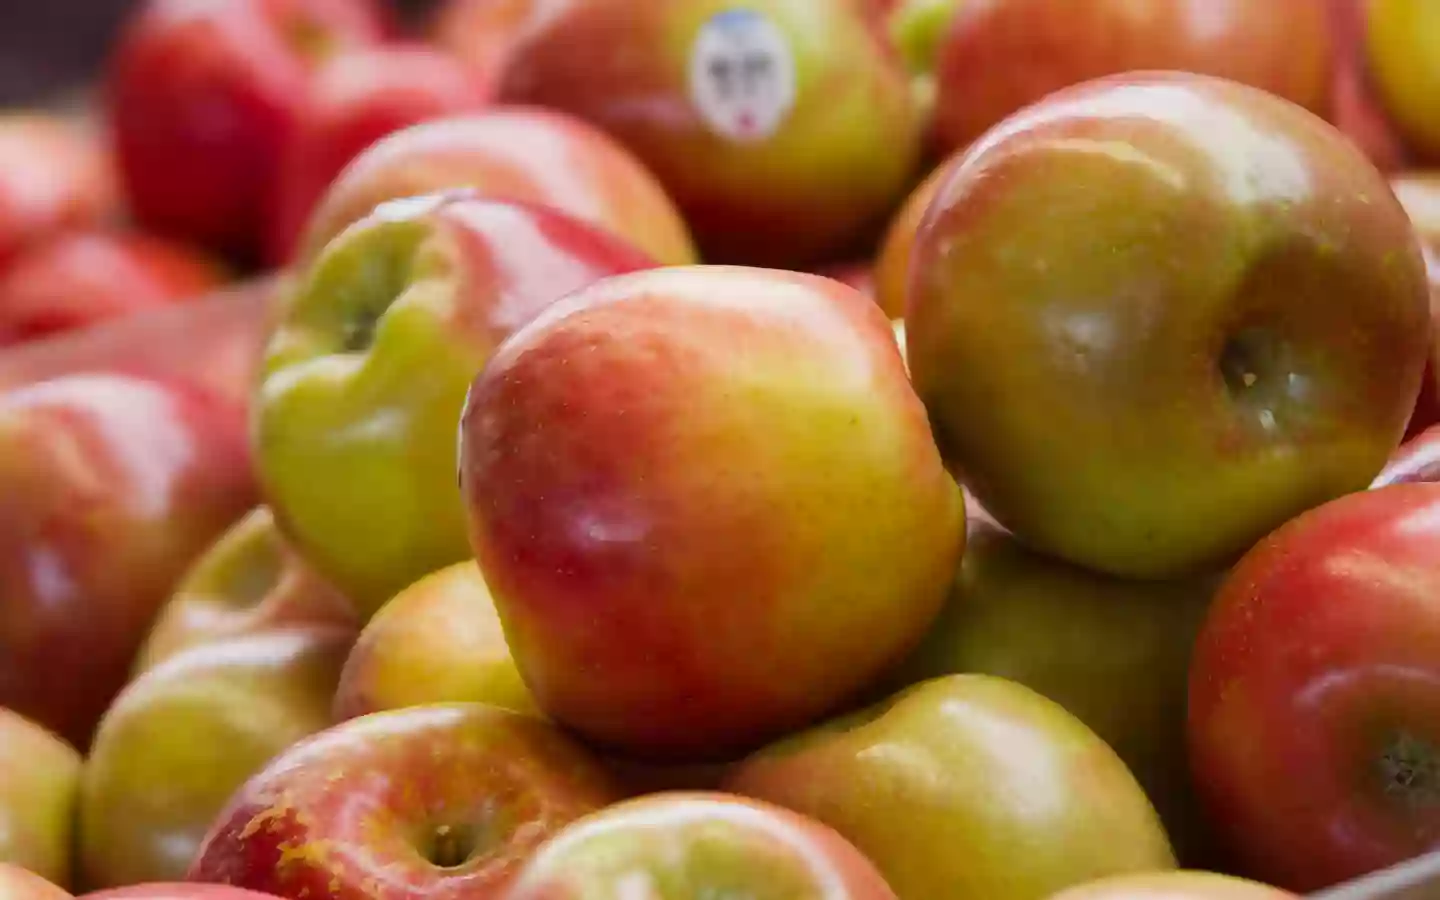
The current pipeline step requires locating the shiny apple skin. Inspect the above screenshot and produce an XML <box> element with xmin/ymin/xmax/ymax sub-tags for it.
<box><xmin>79</xmin><ymin>627</ymin><xmax>353</xmax><ymax>888</ymax></box>
<box><xmin>889</xmin><ymin>519</ymin><xmax>1218</xmax><ymax>865</ymax></box>
<box><xmin>1365</xmin><ymin>0</ymin><xmax>1440</xmax><ymax>162</ymax></box>
<box><xmin>725</xmin><ymin>674</ymin><xmax>1175</xmax><ymax>900</ymax></box>
<box><xmin>0</xmin><ymin>115</ymin><xmax>119</xmax><ymax>272</ymax></box>
<box><xmin>256</xmin><ymin>195</ymin><xmax>654</xmax><ymax>618</ymax></box>
<box><xmin>485</xmin><ymin>0</ymin><xmax>922</xmax><ymax>268</ymax></box>
<box><xmin>907</xmin><ymin>71</ymin><xmax>1430</xmax><ymax>580</ymax></box>
<box><xmin>929</xmin><ymin>0</ymin><xmax>1332</xmax><ymax>154</ymax></box>
<box><xmin>1390</xmin><ymin>174</ymin><xmax>1440</xmax><ymax>439</ymax></box>
<box><xmin>459</xmin><ymin>266</ymin><xmax>964</xmax><ymax>761</ymax></box>
<box><xmin>296</xmin><ymin>109</ymin><xmax>696</xmax><ymax>268</ymax></box>
<box><xmin>187</xmin><ymin>703</ymin><xmax>623</xmax><ymax>900</ymax></box>
<box><xmin>503</xmin><ymin>792</ymin><xmax>898</xmax><ymax>900</ymax></box>
<box><xmin>266</xmin><ymin>43</ymin><xmax>494</xmax><ymax>267</ymax></box>
<box><xmin>0</xmin><ymin>230</ymin><xmax>226</xmax><ymax>347</ymax></box>
<box><xmin>333</xmin><ymin>561</ymin><xmax>537</xmax><ymax>720</ymax></box>
<box><xmin>1189</xmin><ymin>483</ymin><xmax>1440</xmax><ymax>891</ymax></box>
<box><xmin>135</xmin><ymin>507</ymin><xmax>355</xmax><ymax>674</ymax></box>
<box><xmin>873</xmin><ymin>160</ymin><xmax>950</xmax><ymax>319</ymax></box>
<box><xmin>1374</xmin><ymin>425</ymin><xmax>1440</xmax><ymax>488</ymax></box>
<box><xmin>0</xmin><ymin>373</ymin><xmax>256</xmax><ymax>748</ymax></box>
<box><xmin>1045</xmin><ymin>871</ymin><xmax>1297</xmax><ymax>900</ymax></box>
<box><xmin>0</xmin><ymin>864</ymin><xmax>73</xmax><ymax>900</ymax></box>
<box><xmin>106</xmin><ymin>0</ymin><xmax>388</xmax><ymax>260</ymax></box>
<box><xmin>0</xmin><ymin>710</ymin><xmax>81</xmax><ymax>887</ymax></box>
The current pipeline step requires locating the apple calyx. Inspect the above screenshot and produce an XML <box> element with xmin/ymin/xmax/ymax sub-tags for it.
<box><xmin>1377</xmin><ymin>729</ymin><xmax>1440</xmax><ymax>811</ymax></box>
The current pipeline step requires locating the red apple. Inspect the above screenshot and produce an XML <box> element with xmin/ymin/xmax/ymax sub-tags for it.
<box><xmin>0</xmin><ymin>373</ymin><xmax>256</xmax><ymax>748</ymax></box>
<box><xmin>188</xmin><ymin>703</ymin><xmax>623</xmax><ymax>900</ymax></box>
<box><xmin>0</xmin><ymin>115</ymin><xmax>119</xmax><ymax>273</ymax></box>
<box><xmin>0</xmin><ymin>710</ymin><xmax>81</xmax><ymax>887</ymax></box>
<box><xmin>1189</xmin><ymin>482</ymin><xmax>1440</xmax><ymax>891</ymax></box>
<box><xmin>0</xmin><ymin>864</ymin><xmax>72</xmax><ymax>900</ymax></box>
<box><xmin>1327</xmin><ymin>0</ymin><xmax>1413</xmax><ymax>172</ymax></box>
<box><xmin>812</xmin><ymin>262</ymin><xmax>877</xmax><ymax>302</ymax></box>
<box><xmin>0</xmin><ymin>230</ymin><xmax>226</xmax><ymax>347</ymax></box>
<box><xmin>503</xmin><ymin>792</ymin><xmax>898</xmax><ymax>899</ymax></box>
<box><xmin>266</xmin><ymin>43</ymin><xmax>495</xmax><ymax>267</ymax></box>
<box><xmin>873</xmin><ymin>160</ymin><xmax>950</xmax><ymax>319</ymax></box>
<box><xmin>82</xmin><ymin>885</ymin><xmax>288</xmax><ymax>900</ymax></box>
<box><xmin>1046</xmin><ymin>872</ymin><xmax>1298</xmax><ymax>900</ymax></box>
<box><xmin>925</xmin><ymin>0</ymin><xmax>1334</xmax><ymax>155</ymax></box>
<box><xmin>1374</xmin><ymin>424</ymin><xmax>1440</xmax><ymax>488</ymax></box>
<box><xmin>106</xmin><ymin>0</ymin><xmax>390</xmax><ymax>260</ymax></box>
<box><xmin>458</xmin><ymin>266</ymin><xmax>964</xmax><ymax>761</ymax></box>
<box><xmin>294</xmin><ymin>109</ymin><xmax>696</xmax><ymax>268</ymax></box>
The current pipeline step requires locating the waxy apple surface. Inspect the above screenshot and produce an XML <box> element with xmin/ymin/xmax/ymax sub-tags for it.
<box><xmin>0</xmin><ymin>710</ymin><xmax>80</xmax><ymax>887</ymax></box>
<box><xmin>79</xmin><ymin>627</ymin><xmax>352</xmax><ymax>888</ymax></box>
<box><xmin>0</xmin><ymin>373</ymin><xmax>256</xmax><ymax>747</ymax></box>
<box><xmin>459</xmin><ymin>266</ymin><xmax>963</xmax><ymax>760</ymax></box>
<box><xmin>1189</xmin><ymin>483</ymin><xmax>1440</xmax><ymax>891</ymax></box>
<box><xmin>725</xmin><ymin>674</ymin><xmax>1176</xmax><ymax>900</ymax></box>
<box><xmin>256</xmin><ymin>195</ymin><xmax>654</xmax><ymax>618</ymax></box>
<box><xmin>295</xmin><ymin>110</ymin><xmax>696</xmax><ymax>268</ymax></box>
<box><xmin>188</xmin><ymin>704</ymin><xmax>622</xmax><ymax>900</ymax></box>
<box><xmin>908</xmin><ymin>72</ymin><xmax>1431</xmax><ymax>580</ymax></box>
<box><xmin>1373</xmin><ymin>425</ymin><xmax>1440</xmax><ymax>488</ymax></box>
<box><xmin>504</xmin><ymin>792</ymin><xmax>898</xmax><ymax>900</ymax></box>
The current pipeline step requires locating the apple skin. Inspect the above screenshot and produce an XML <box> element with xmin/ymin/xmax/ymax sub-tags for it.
<box><xmin>474</xmin><ymin>0</ymin><xmax>921</xmax><ymax>267</ymax></box>
<box><xmin>1188</xmin><ymin>482</ymin><xmax>1440</xmax><ymax>892</ymax></box>
<box><xmin>333</xmin><ymin>561</ymin><xmax>537</xmax><ymax>720</ymax></box>
<box><xmin>1373</xmin><ymin>425</ymin><xmax>1440</xmax><ymax>488</ymax></box>
<box><xmin>0</xmin><ymin>710</ymin><xmax>81</xmax><ymax>887</ymax></box>
<box><xmin>502</xmin><ymin>792</ymin><xmax>899</xmax><ymax>900</ymax></box>
<box><xmin>295</xmin><ymin>109</ymin><xmax>696</xmax><ymax>268</ymax></box>
<box><xmin>812</xmin><ymin>262</ymin><xmax>877</xmax><ymax>303</ymax></box>
<box><xmin>907</xmin><ymin>71</ymin><xmax>1431</xmax><ymax>581</ymax></box>
<box><xmin>0</xmin><ymin>864</ymin><xmax>73</xmax><ymax>900</ymax></box>
<box><xmin>78</xmin><ymin>627</ymin><xmax>353</xmax><ymax>889</ymax></box>
<box><xmin>0</xmin><ymin>230</ymin><xmax>227</xmax><ymax>347</ymax></box>
<box><xmin>873</xmin><ymin>160</ymin><xmax>950</xmax><ymax>319</ymax></box>
<box><xmin>724</xmin><ymin>674</ymin><xmax>1176</xmax><ymax>900</ymax></box>
<box><xmin>927</xmin><ymin>0</ymin><xmax>1332</xmax><ymax>155</ymax></box>
<box><xmin>106</xmin><ymin>0</ymin><xmax>389</xmax><ymax>260</ymax></box>
<box><xmin>266</xmin><ymin>43</ymin><xmax>495</xmax><ymax>267</ymax></box>
<box><xmin>1364</xmin><ymin>0</ymin><xmax>1440</xmax><ymax>162</ymax></box>
<box><xmin>187</xmin><ymin>703</ymin><xmax>623</xmax><ymax>900</ymax></box>
<box><xmin>887</xmin><ymin>519</ymin><xmax>1219</xmax><ymax>866</ymax></box>
<box><xmin>1327</xmin><ymin>0</ymin><xmax>1413</xmax><ymax>173</ymax></box>
<box><xmin>82</xmin><ymin>885</ymin><xmax>296</xmax><ymax>900</ymax></box>
<box><xmin>256</xmin><ymin>195</ymin><xmax>654</xmax><ymax>619</ymax></box>
<box><xmin>0</xmin><ymin>115</ymin><xmax>119</xmax><ymax>273</ymax></box>
<box><xmin>0</xmin><ymin>373</ymin><xmax>256</xmax><ymax>748</ymax></box>
<box><xmin>1045</xmin><ymin>872</ymin><xmax>1297</xmax><ymax>900</ymax></box>
<box><xmin>1390</xmin><ymin>174</ymin><xmax>1440</xmax><ymax>439</ymax></box>
<box><xmin>458</xmin><ymin>265</ymin><xmax>964</xmax><ymax>761</ymax></box>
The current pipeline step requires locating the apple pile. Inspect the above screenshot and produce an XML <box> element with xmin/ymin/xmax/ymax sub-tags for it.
<box><xmin>6</xmin><ymin>0</ymin><xmax>1440</xmax><ymax>899</ymax></box>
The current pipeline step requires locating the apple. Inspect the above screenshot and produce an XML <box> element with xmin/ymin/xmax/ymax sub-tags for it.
<box><xmin>887</xmin><ymin>0</ymin><xmax>959</xmax><ymax>78</ymax></box>
<box><xmin>333</xmin><ymin>560</ymin><xmax>536</xmax><ymax>720</ymax></box>
<box><xmin>459</xmin><ymin>265</ymin><xmax>963</xmax><ymax>761</ymax></box>
<box><xmin>907</xmin><ymin>71</ymin><xmax>1431</xmax><ymax>580</ymax></box>
<box><xmin>106</xmin><ymin>0</ymin><xmax>390</xmax><ymax>260</ymax></box>
<box><xmin>873</xmin><ymin>160</ymin><xmax>950</xmax><ymax>319</ymax></box>
<box><xmin>1046</xmin><ymin>872</ymin><xmax>1297</xmax><ymax>900</ymax></box>
<box><xmin>887</xmin><ymin>518</ymin><xmax>1219</xmax><ymax>866</ymax></box>
<box><xmin>502</xmin><ymin>792</ymin><xmax>898</xmax><ymax>899</ymax></box>
<box><xmin>134</xmin><ymin>507</ymin><xmax>355</xmax><ymax>674</ymax></box>
<box><xmin>0</xmin><ymin>710</ymin><xmax>80</xmax><ymax>887</ymax></box>
<box><xmin>0</xmin><ymin>864</ymin><xmax>72</xmax><ymax>900</ymax></box>
<box><xmin>1374</xmin><ymin>425</ymin><xmax>1440</xmax><ymax>488</ymax></box>
<box><xmin>187</xmin><ymin>703</ymin><xmax>623</xmax><ymax>900</ymax></box>
<box><xmin>293</xmin><ymin>109</ymin><xmax>696</xmax><ymax>268</ymax></box>
<box><xmin>0</xmin><ymin>115</ymin><xmax>119</xmax><ymax>273</ymax></box>
<box><xmin>266</xmin><ymin>43</ymin><xmax>495</xmax><ymax>267</ymax></box>
<box><xmin>921</xmin><ymin>0</ymin><xmax>1333</xmax><ymax>155</ymax></box>
<box><xmin>1327</xmin><ymin>0</ymin><xmax>1412</xmax><ymax>173</ymax></box>
<box><xmin>1364</xmin><ymin>0</ymin><xmax>1440</xmax><ymax>162</ymax></box>
<box><xmin>467</xmin><ymin>0</ymin><xmax>921</xmax><ymax>267</ymax></box>
<box><xmin>0</xmin><ymin>373</ymin><xmax>256</xmax><ymax>748</ymax></box>
<box><xmin>79</xmin><ymin>627</ymin><xmax>353</xmax><ymax>888</ymax></box>
<box><xmin>82</xmin><ymin>885</ymin><xmax>292</xmax><ymax>900</ymax></box>
<box><xmin>1390</xmin><ymin>173</ymin><xmax>1440</xmax><ymax>439</ymax></box>
<box><xmin>1189</xmin><ymin>482</ymin><xmax>1440</xmax><ymax>892</ymax></box>
<box><xmin>724</xmin><ymin>674</ymin><xmax>1176</xmax><ymax>900</ymax></box>
<box><xmin>0</xmin><ymin>230</ymin><xmax>227</xmax><ymax>347</ymax></box>
<box><xmin>256</xmin><ymin>194</ymin><xmax>654</xmax><ymax>618</ymax></box>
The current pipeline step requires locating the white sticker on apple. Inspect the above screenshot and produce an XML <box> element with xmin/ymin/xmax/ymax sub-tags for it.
<box><xmin>688</xmin><ymin>8</ymin><xmax>797</xmax><ymax>144</ymax></box>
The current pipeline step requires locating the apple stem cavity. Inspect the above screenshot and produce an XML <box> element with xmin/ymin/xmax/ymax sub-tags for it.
<box><xmin>1378</xmin><ymin>730</ymin><xmax>1440</xmax><ymax>811</ymax></box>
<box><xmin>423</xmin><ymin>821</ymin><xmax>484</xmax><ymax>870</ymax></box>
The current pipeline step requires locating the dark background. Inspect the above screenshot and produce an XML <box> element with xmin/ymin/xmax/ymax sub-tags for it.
<box><xmin>0</xmin><ymin>0</ymin><xmax>441</xmax><ymax>107</ymax></box>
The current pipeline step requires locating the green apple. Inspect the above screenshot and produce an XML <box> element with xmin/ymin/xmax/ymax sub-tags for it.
<box><xmin>135</xmin><ymin>507</ymin><xmax>356</xmax><ymax>673</ymax></box>
<box><xmin>333</xmin><ymin>561</ymin><xmax>537</xmax><ymax>720</ymax></box>
<box><xmin>77</xmin><ymin>627</ymin><xmax>352</xmax><ymax>888</ymax></box>
<box><xmin>724</xmin><ymin>674</ymin><xmax>1175</xmax><ymax>900</ymax></box>
<box><xmin>0</xmin><ymin>710</ymin><xmax>80</xmax><ymax>887</ymax></box>
<box><xmin>908</xmin><ymin>72</ymin><xmax>1431</xmax><ymax>579</ymax></box>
